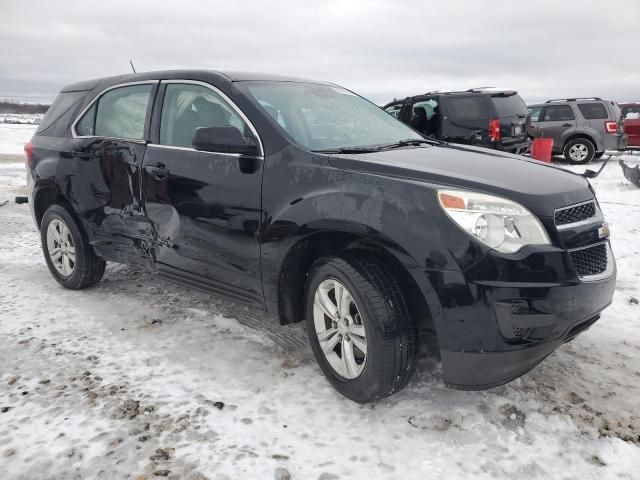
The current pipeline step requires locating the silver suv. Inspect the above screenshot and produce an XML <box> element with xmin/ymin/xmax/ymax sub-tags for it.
<box><xmin>528</xmin><ymin>98</ymin><xmax>627</xmax><ymax>164</ymax></box>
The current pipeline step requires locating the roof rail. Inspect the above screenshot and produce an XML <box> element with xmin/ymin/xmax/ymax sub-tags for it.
<box><xmin>545</xmin><ymin>97</ymin><xmax>602</xmax><ymax>103</ymax></box>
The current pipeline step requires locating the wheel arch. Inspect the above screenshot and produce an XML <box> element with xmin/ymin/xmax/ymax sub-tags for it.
<box><xmin>275</xmin><ymin>229</ymin><xmax>437</xmax><ymax>339</ymax></box>
<box><xmin>563</xmin><ymin>132</ymin><xmax>598</xmax><ymax>152</ymax></box>
<box><xmin>33</xmin><ymin>184</ymin><xmax>73</xmax><ymax>228</ymax></box>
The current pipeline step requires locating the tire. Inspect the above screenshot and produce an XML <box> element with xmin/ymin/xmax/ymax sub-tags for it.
<box><xmin>594</xmin><ymin>151</ymin><xmax>605</xmax><ymax>159</ymax></box>
<box><xmin>564</xmin><ymin>138</ymin><xmax>595</xmax><ymax>164</ymax></box>
<box><xmin>304</xmin><ymin>254</ymin><xmax>418</xmax><ymax>403</ymax></box>
<box><xmin>40</xmin><ymin>204</ymin><xmax>106</xmax><ymax>289</ymax></box>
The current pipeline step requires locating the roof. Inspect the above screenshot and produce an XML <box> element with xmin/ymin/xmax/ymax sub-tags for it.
<box><xmin>60</xmin><ymin>69</ymin><xmax>328</xmax><ymax>93</ymax></box>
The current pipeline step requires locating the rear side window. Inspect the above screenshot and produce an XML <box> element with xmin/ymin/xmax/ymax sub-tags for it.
<box><xmin>491</xmin><ymin>94</ymin><xmax>528</xmax><ymax>118</ymax></box>
<box><xmin>577</xmin><ymin>103</ymin><xmax>608</xmax><ymax>120</ymax></box>
<box><xmin>446</xmin><ymin>96</ymin><xmax>488</xmax><ymax>120</ymax></box>
<box><xmin>542</xmin><ymin>105</ymin><xmax>575</xmax><ymax>122</ymax></box>
<box><xmin>76</xmin><ymin>84</ymin><xmax>152</xmax><ymax>139</ymax></box>
<box><xmin>36</xmin><ymin>91</ymin><xmax>85</xmax><ymax>134</ymax></box>
<box><xmin>528</xmin><ymin>106</ymin><xmax>542</xmax><ymax>122</ymax></box>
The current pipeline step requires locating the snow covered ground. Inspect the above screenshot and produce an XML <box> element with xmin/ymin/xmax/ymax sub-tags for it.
<box><xmin>0</xmin><ymin>122</ymin><xmax>36</xmax><ymax>155</ymax></box>
<box><xmin>1</xmin><ymin>125</ymin><xmax>639</xmax><ymax>479</ymax></box>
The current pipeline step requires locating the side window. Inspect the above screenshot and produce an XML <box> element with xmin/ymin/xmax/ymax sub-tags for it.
<box><xmin>76</xmin><ymin>103</ymin><xmax>96</xmax><ymax>136</ymax></box>
<box><xmin>528</xmin><ymin>106</ymin><xmax>542</xmax><ymax>122</ymax></box>
<box><xmin>410</xmin><ymin>99</ymin><xmax>440</xmax><ymax>135</ymax></box>
<box><xmin>446</xmin><ymin>96</ymin><xmax>488</xmax><ymax>120</ymax></box>
<box><xmin>75</xmin><ymin>84</ymin><xmax>153</xmax><ymax>139</ymax></box>
<box><xmin>577</xmin><ymin>103</ymin><xmax>608</xmax><ymax>120</ymax></box>
<box><xmin>542</xmin><ymin>105</ymin><xmax>575</xmax><ymax>122</ymax></box>
<box><xmin>384</xmin><ymin>103</ymin><xmax>404</xmax><ymax>119</ymax></box>
<box><xmin>160</xmin><ymin>83</ymin><xmax>250</xmax><ymax>148</ymax></box>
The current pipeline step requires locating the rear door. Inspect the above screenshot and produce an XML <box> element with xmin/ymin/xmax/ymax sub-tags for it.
<box><xmin>489</xmin><ymin>93</ymin><xmax>529</xmax><ymax>147</ymax></box>
<box><xmin>538</xmin><ymin>104</ymin><xmax>577</xmax><ymax>150</ymax></box>
<box><xmin>68</xmin><ymin>82</ymin><xmax>158</xmax><ymax>266</ymax></box>
<box><xmin>142</xmin><ymin>81</ymin><xmax>264</xmax><ymax>306</ymax></box>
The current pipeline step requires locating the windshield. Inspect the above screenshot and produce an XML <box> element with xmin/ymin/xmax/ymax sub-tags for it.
<box><xmin>239</xmin><ymin>81</ymin><xmax>422</xmax><ymax>151</ymax></box>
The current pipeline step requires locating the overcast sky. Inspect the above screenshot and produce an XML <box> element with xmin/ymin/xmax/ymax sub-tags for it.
<box><xmin>1</xmin><ymin>0</ymin><xmax>638</xmax><ymax>105</ymax></box>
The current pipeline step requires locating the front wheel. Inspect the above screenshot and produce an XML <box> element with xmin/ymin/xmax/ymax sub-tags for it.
<box><xmin>41</xmin><ymin>204</ymin><xmax>106</xmax><ymax>289</ymax></box>
<box><xmin>305</xmin><ymin>254</ymin><xmax>418</xmax><ymax>403</ymax></box>
<box><xmin>564</xmin><ymin>138</ymin><xmax>595</xmax><ymax>164</ymax></box>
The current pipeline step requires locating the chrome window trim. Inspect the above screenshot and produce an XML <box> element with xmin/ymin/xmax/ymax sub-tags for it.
<box><xmin>567</xmin><ymin>240</ymin><xmax>614</xmax><ymax>282</ymax></box>
<box><xmin>154</xmin><ymin>79</ymin><xmax>264</xmax><ymax>158</ymax></box>
<box><xmin>71</xmin><ymin>80</ymin><xmax>159</xmax><ymax>141</ymax></box>
<box><xmin>146</xmin><ymin>143</ymin><xmax>261</xmax><ymax>160</ymax></box>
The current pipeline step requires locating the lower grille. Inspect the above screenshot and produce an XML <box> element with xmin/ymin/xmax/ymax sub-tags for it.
<box><xmin>570</xmin><ymin>242</ymin><xmax>608</xmax><ymax>277</ymax></box>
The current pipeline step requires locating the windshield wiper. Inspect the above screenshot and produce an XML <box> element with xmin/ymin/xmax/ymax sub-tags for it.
<box><xmin>312</xmin><ymin>146</ymin><xmax>378</xmax><ymax>154</ymax></box>
<box><xmin>375</xmin><ymin>138</ymin><xmax>443</xmax><ymax>150</ymax></box>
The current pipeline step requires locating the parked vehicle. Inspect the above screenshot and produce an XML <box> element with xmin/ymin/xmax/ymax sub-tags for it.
<box><xmin>619</xmin><ymin>102</ymin><xmax>640</xmax><ymax>149</ymax></box>
<box><xmin>26</xmin><ymin>71</ymin><xmax>615</xmax><ymax>402</ymax></box>
<box><xmin>383</xmin><ymin>88</ymin><xmax>531</xmax><ymax>154</ymax></box>
<box><xmin>528</xmin><ymin>98</ymin><xmax>628</xmax><ymax>164</ymax></box>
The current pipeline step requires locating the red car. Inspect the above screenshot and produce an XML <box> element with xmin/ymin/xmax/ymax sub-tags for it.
<box><xmin>620</xmin><ymin>102</ymin><xmax>640</xmax><ymax>149</ymax></box>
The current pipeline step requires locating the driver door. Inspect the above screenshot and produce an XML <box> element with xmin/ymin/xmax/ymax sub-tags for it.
<box><xmin>142</xmin><ymin>81</ymin><xmax>264</xmax><ymax>306</ymax></box>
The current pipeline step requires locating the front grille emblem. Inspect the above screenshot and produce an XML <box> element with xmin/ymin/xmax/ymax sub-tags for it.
<box><xmin>598</xmin><ymin>223</ymin><xmax>610</xmax><ymax>239</ymax></box>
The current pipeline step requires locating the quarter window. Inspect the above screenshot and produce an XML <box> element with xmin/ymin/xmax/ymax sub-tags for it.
<box><xmin>528</xmin><ymin>106</ymin><xmax>542</xmax><ymax>122</ymax></box>
<box><xmin>446</xmin><ymin>96</ymin><xmax>488</xmax><ymax>120</ymax></box>
<box><xmin>159</xmin><ymin>83</ymin><xmax>250</xmax><ymax>148</ymax></box>
<box><xmin>577</xmin><ymin>103</ymin><xmax>608</xmax><ymax>120</ymax></box>
<box><xmin>542</xmin><ymin>105</ymin><xmax>575</xmax><ymax>122</ymax></box>
<box><xmin>75</xmin><ymin>84</ymin><xmax>153</xmax><ymax>139</ymax></box>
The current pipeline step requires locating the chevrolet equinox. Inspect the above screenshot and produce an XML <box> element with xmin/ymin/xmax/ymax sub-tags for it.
<box><xmin>25</xmin><ymin>70</ymin><xmax>616</xmax><ymax>403</ymax></box>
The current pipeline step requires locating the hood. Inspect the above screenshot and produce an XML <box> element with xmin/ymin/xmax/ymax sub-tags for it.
<box><xmin>326</xmin><ymin>144</ymin><xmax>593</xmax><ymax>217</ymax></box>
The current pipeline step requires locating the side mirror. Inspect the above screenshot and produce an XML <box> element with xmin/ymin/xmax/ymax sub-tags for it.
<box><xmin>192</xmin><ymin>126</ymin><xmax>259</xmax><ymax>156</ymax></box>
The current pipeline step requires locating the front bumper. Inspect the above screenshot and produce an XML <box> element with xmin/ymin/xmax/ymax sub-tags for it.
<box><xmin>440</xmin><ymin>274</ymin><xmax>615</xmax><ymax>389</ymax></box>
<box><xmin>412</xmin><ymin>239</ymin><xmax>616</xmax><ymax>390</ymax></box>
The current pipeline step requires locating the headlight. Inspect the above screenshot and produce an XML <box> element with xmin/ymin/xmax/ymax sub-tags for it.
<box><xmin>437</xmin><ymin>189</ymin><xmax>550</xmax><ymax>253</ymax></box>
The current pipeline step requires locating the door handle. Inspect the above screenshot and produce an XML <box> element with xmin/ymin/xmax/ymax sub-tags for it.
<box><xmin>71</xmin><ymin>149</ymin><xmax>92</xmax><ymax>159</ymax></box>
<box><xmin>561</xmin><ymin>123</ymin><xmax>572</xmax><ymax>127</ymax></box>
<box><xmin>144</xmin><ymin>163</ymin><xmax>169</xmax><ymax>179</ymax></box>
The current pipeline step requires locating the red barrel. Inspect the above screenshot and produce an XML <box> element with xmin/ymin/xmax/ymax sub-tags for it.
<box><xmin>530</xmin><ymin>138</ymin><xmax>554</xmax><ymax>163</ymax></box>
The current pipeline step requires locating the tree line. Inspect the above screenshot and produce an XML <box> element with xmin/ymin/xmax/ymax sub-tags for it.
<box><xmin>0</xmin><ymin>101</ymin><xmax>50</xmax><ymax>115</ymax></box>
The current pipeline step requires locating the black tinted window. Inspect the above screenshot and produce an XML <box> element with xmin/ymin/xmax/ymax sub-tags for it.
<box><xmin>491</xmin><ymin>94</ymin><xmax>528</xmax><ymax>117</ymax></box>
<box><xmin>75</xmin><ymin>103</ymin><xmax>96</xmax><ymax>136</ymax></box>
<box><xmin>36</xmin><ymin>91</ymin><xmax>84</xmax><ymax>134</ymax></box>
<box><xmin>446</xmin><ymin>96</ymin><xmax>488</xmax><ymax>120</ymax></box>
<box><xmin>90</xmin><ymin>84</ymin><xmax>152</xmax><ymax>140</ymax></box>
<box><xmin>577</xmin><ymin>103</ymin><xmax>608</xmax><ymax>120</ymax></box>
<box><xmin>542</xmin><ymin>105</ymin><xmax>575</xmax><ymax>122</ymax></box>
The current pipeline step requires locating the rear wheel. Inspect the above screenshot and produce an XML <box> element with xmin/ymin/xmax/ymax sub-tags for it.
<box><xmin>564</xmin><ymin>138</ymin><xmax>595</xmax><ymax>164</ymax></box>
<box><xmin>41</xmin><ymin>205</ymin><xmax>106</xmax><ymax>289</ymax></box>
<box><xmin>305</xmin><ymin>254</ymin><xmax>418</xmax><ymax>403</ymax></box>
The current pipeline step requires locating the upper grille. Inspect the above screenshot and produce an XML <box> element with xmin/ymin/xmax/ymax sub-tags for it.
<box><xmin>555</xmin><ymin>201</ymin><xmax>596</xmax><ymax>226</ymax></box>
<box><xmin>570</xmin><ymin>242</ymin><xmax>608</xmax><ymax>277</ymax></box>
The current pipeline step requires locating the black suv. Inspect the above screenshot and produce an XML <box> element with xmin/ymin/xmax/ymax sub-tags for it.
<box><xmin>26</xmin><ymin>71</ymin><xmax>615</xmax><ymax>403</ymax></box>
<box><xmin>384</xmin><ymin>88</ymin><xmax>531</xmax><ymax>154</ymax></box>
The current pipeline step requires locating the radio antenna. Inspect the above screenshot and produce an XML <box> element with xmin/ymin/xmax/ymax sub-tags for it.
<box><xmin>129</xmin><ymin>60</ymin><xmax>137</xmax><ymax>73</ymax></box>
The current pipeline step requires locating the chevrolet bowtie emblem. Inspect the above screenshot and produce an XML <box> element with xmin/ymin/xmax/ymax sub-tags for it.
<box><xmin>598</xmin><ymin>223</ymin><xmax>610</xmax><ymax>239</ymax></box>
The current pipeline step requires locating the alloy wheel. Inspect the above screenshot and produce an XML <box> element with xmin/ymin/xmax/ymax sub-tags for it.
<box><xmin>313</xmin><ymin>278</ymin><xmax>367</xmax><ymax>379</ymax></box>
<box><xmin>46</xmin><ymin>219</ymin><xmax>76</xmax><ymax>277</ymax></box>
<box><xmin>568</xmin><ymin>143</ymin><xmax>589</xmax><ymax>162</ymax></box>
